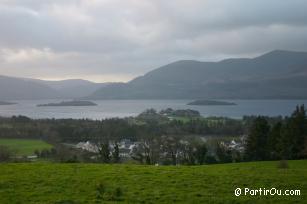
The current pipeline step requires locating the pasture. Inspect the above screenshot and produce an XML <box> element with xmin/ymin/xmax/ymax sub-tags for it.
<box><xmin>0</xmin><ymin>160</ymin><xmax>306</xmax><ymax>203</ymax></box>
<box><xmin>0</xmin><ymin>138</ymin><xmax>52</xmax><ymax>156</ymax></box>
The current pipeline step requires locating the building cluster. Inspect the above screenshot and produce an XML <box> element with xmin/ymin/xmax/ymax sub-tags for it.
<box><xmin>75</xmin><ymin>139</ymin><xmax>138</xmax><ymax>158</ymax></box>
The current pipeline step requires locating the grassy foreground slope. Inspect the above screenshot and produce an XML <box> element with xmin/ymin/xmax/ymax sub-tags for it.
<box><xmin>0</xmin><ymin>161</ymin><xmax>306</xmax><ymax>204</ymax></box>
<box><xmin>0</xmin><ymin>139</ymin><xmax>53</xmax><ymax>156</ymax></box>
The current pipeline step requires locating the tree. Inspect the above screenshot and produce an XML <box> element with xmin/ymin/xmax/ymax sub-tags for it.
<box><xmin>245</xmin><ymin>117</ymin><xmax>270</xmax><ymax>161</ymax></box>
<box><xmin>290</xmin><ymin>105</ymin><xmax>306</xmax><ymax>159</ymax></box>
<box><xmin>40</xmin><ymin>149</ymin><xmax>51</xmax><ymax>158</ymax></box>
<box><xmin>277</xmin><ymin>105</ymin><xmax>307</xmax><ymax>160</ymax></box>
<box><xmin>267</xmin><ymin>122</ymin><xmax>282</xmax><ymax>159</ymax></box>
<box><xmin>180</xmin><ymin>141</ymin><xmax>196</xmax><ymax>165</ymax></box>
<box><xmin>216</xmin><ymin>142</ymin><xmax>232</xmax><ymax>163</ymax></box>
<box><xmin>34</xmin><ymin>149</ymin><xmax>40</xmax><ymax>158</ymax></box>
<box><xmin>99</xmin><ymin>143</ymin><xmax>110</xmax><ymax>163</ymax></box>
<box><xmin>112</xmin><ymin>142</ymin><xmax>120</xmax><ymax>163</ymax></box>
<box><xmin>195</xmin><ymin>143</ymin><xmax>207</xmax><ymax>165</ymax></box>
<box><xmin>131</xmin><ymin>145</ymin><xmax>145</xmax><ymax>164</ymax></box>
<box><xmin>160</xmin><ymin>135</ymin><xmax>181</xmax><ymax>165</ymax></box>
<box><xmin>303</xmin><ymin>139</ymin><xmax>307</xmax><ymax>158</ymax></box>
<box><xmin>279</xmin><ymin>121</ymin><xmax>293</xmax><ymax>159</ymax></box>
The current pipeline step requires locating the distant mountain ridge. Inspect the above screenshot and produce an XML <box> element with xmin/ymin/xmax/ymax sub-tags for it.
<box><xmin>29</xmin><ymin>78</ymin><xmax>108</xmax><ymax>99</ymax></box>
<box><xmin>1</xmin><ymin>50</ymin><xmax>307</xmax><ymax>100</ymax></box>
<box><xmin>0</xmin><ymin>76</ymin><xmax>106</xmax><ymax>100</ymax></box>
<box><xmin>0</xmin><ymin>75</ymin><xmax>59</xmax><ymax>100</ymax></box>
<box><xmin>89</xmin><ymin>50</ymin><xmax>307</xmax><ymax>99</ymax></box>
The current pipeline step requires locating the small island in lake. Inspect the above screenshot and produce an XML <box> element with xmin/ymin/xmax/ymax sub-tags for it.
<box><xmin>37</xmin><ymin>100</ymin><xmax>97</xmax><ymax>107</ymax></box>
<box><xmin>187</xmin><ymin>100</ymin><xmax>237</xmax><ymax>106</ymax></box>
<box><xmin>0</xmin><ymin>101</ymin><xmax>17</xmax><ymax>105</ymax></box>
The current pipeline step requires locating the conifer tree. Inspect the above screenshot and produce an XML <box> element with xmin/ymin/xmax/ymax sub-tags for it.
<box><xmin>245</xmin><ymin>117</ymin><xmax>270</xmax><ymax>161</ymax></box>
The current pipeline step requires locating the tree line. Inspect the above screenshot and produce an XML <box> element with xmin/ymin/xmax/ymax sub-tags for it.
<box><xmin>245</xmin><ymin>105</ymin><xmax>307</xmax><ymax>161</ymax></box>
<box><xmin>0</xmin><ymin>110</ymin><xmax>244</xmax><ymax>143</ymax></box>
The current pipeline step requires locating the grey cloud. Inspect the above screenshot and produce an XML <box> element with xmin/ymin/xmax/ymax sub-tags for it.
<box><xmin>0</xmin><ymin>0</ymin><xmax>307</xmax><ymax>81</ymax></box>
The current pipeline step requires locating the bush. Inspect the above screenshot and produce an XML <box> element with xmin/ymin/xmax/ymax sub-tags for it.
<box><xmin>0</xmin><ymin>145</ymin><xmax>13</xmax><ymax>162</ymax></box>
<box><xmin>95</xmin><ymin>182</ymin><xmax>123</xmax><ymax>201</ymax></box>
<box><xmin>95</xmin><ymin>182</ymin><xmax>106</xmax><ymax>200</ymax></box>
<box><xmin>277</xmin><ymin>160</ymin><xmax>289</xmax><ymax>169</ymax></box>
<box><xmin>114</xmin><ymin>187</ymin><xmax>123</xmax><ymax>198</ymax></box>
<box><xmin>204</xmin><ymin>155</ymin><xmax>218</xmax><ymax>164</ymax></box>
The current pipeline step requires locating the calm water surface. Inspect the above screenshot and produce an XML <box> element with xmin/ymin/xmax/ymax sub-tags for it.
<box><xmin>0</xmin><ymin>99</ymin><xmax>306</xmax><ymax>119</ymax></box>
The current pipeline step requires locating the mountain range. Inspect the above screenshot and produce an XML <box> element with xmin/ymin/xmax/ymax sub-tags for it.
<box><xmin>0</xmin><ymin>76</ymin><xmax>106</xmax><ymax>100</ymax></box>
<box><xmin>89</xmin><ymin>50</ymin><xmax>307</xmax><ymax>99</ymax></box>
<box><xmin>1</xmin><ymin>50</ymin><xmax>307</xmax><ymax>100</ymax></box>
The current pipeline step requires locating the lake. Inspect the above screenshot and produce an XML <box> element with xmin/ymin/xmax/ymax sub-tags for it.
<box><xmin>0</xmin><ymin>99</ymin><xmax>306</xmax><ymax>119</ymax></box>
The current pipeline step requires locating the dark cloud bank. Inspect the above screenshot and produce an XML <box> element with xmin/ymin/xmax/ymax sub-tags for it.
<box><xmin>0</xmin><ymin>0</ymin><xmax>307</xmax><ymax>82</ymax></box>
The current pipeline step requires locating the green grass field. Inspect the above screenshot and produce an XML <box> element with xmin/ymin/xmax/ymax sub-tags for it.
<box><xmin>0</xmin><ymin>160</ymin><xmax>306</xmax><ymax>203</ymax></box>
<box><xmin>0</xmin><ymin>139</ymin><xmax>53</xmax><ymax>156</ymax></box>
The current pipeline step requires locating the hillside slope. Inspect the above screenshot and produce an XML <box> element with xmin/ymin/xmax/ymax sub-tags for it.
<box><xmin>33</xmin><ymin>79</ymin><xmax>107</xmax><ymax>99</ymax></box>
<box><xmin>0</xmin><ymin>75</ymin><xmax>60</xmax><ymax>100</ymax></box>
<box><xmin>0</xmin><ymin>76</ymin><xmax>105</xmax><ymax>100</ymax></box>
<box><xmin>90</xmin><ymin>50</ymin><xmax>307</xmax><ymax>99</ymax></box>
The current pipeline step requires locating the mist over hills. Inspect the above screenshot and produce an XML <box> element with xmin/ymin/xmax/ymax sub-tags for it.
<box><xmin>0</xmin><ymin>75</ymin><xmax>59</xmax><ymax>100</ymax></box>
<box><xmin>0</xmin><ymin>76</ymin><xmax>106</xmax><ymax>100</ymax></box>
<box><xmin>89</xmin><ymin>50</ymin><xmax>307</xmax><ymax>99</ymax></box>
<box><xmin>31</xmin><ymin>79</ymin><xmax>107</xmax><ymax>99</ymax></box>
<box><xmin>1</xmin><ymin>50</ymin><xmax>307</xmax><ymax>100</ymax></box>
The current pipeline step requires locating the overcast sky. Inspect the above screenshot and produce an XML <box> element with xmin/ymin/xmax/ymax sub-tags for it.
<box><xmin>1</xmin><ymin>0</ymin><xmax>307</xmax><ymax>82</ymax></box>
